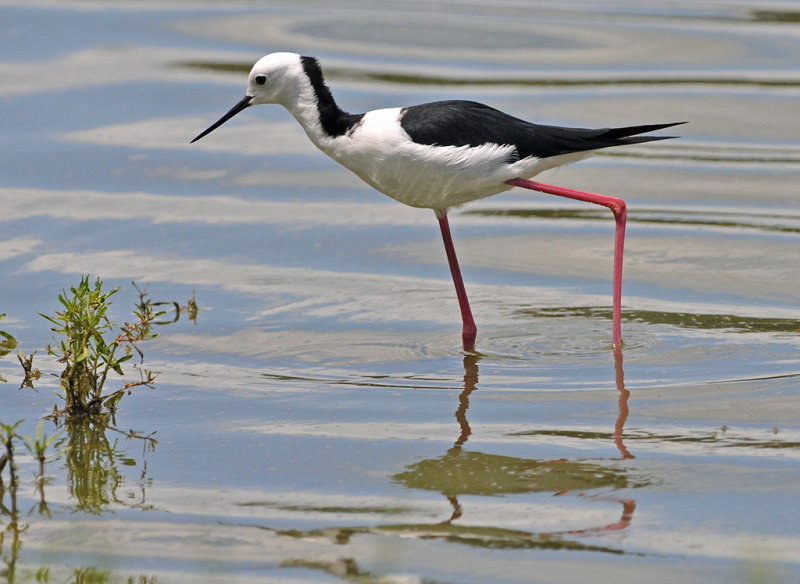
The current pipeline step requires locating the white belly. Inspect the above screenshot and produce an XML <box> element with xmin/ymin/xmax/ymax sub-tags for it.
<box><xmin>315</xmin><ymin>108</ymin><xmax>592</xmax><ymax>211</ymax></box>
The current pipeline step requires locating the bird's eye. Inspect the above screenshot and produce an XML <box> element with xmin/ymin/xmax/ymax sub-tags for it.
<box><xmin>254</xmin><ymin>75</ymin><xmax>267</xmax><ymax>86</ymax></box>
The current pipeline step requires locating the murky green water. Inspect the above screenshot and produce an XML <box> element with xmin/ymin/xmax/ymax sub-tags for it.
<box><xmin>1</xmin><ymin>1</ymin><xmax>799</xmax><ymax>582</ymax></box>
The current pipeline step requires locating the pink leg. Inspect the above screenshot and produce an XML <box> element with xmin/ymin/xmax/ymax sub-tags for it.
<box><xmin>437</xmin><ymin>212</ymin><xmax>477</xmax><ymax>352</ymax></box>
<box><xmin>505</xmin><ymin>177</ymin><xmax>627</xmax><ymax>350</ymax></box>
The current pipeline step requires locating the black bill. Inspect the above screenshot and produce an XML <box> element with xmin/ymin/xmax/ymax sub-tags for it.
<box><xmin>191</xmin><ymin>95</ymin><xmax>254</xmax><ymax>143</ymax></box>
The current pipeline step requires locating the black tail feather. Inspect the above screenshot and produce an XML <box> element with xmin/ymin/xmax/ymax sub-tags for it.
<box><xmin>607</xmin><ymin>121</ymin><xmax>687</xmax><ymax>145</ymax></box>
<box><xmin>607</xmin><ymin>121</ymin><xmax>687</xmax><ymax>138</ymax></box>
<box><xmin>524</xmin><ymin>120</ymin><xmax>687</xmax><ymax>158</ymax></box>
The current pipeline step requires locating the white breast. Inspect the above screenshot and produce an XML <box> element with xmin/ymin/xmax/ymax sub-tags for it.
<box><xmin>318</xmin><ymin>108</ymin><xmax>526</xmax><ymax>211</ymax></box>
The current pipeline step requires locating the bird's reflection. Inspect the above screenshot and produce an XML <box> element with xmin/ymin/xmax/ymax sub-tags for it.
<box><xmin>395</xmin><ymin>348</ymin><xmax>637</xmax><ymax>539</ymax></box>
<box><xmin>250</xmin><ymin>348</ymin><xmax>640</xmax><ymax>557</ymax></box>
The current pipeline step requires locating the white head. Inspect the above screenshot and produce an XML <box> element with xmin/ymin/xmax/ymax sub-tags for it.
<box><xmin>191</xmin><ymin>52</ymin><xmax>307</xmax><ymax>143</ymax></box>
<box><xmin>246</xmin><ymin>52</ymin><xmax>306</xmax><ymax>105</ymax></box>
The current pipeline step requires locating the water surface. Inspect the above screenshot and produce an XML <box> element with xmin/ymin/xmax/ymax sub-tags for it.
<box><xmin>1</xmin><ymin>1</ymin><xmax>799</xmax><ymax>582</ymax></box>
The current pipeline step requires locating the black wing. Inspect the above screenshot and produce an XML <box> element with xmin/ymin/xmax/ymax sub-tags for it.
<box><xmin>400</xmin><ymin>100</ymin><xmax>683</xmax><ymax>161</ymax></box>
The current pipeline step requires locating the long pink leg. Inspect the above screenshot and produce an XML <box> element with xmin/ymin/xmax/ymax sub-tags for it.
<box><xmin>437</xmin><ymin>211</ymin><xmax>477</xmax><ymax>352</ymax></box>
<box><xmin>505</xmin><ymin>178</ymin><xmax>627</xmax><ymax>350</ymax></box>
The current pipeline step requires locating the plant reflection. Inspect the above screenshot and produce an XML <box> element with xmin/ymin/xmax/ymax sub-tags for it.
<box><xmin>0</xmin><ymin>482</ymin><xmax>23</xmax><ymax>583</ymax></box>
<box><xmin>2</xmin><ymin>442</ymin><xmax>50</xmax><ymax>582</ymax></box>
<box><xmin>0</xmin><ymin>417</ymin><xmax>156</xmax><ymax>582</ymax></box>
<box><xmin>62</xmin><ymin>417</ymin><xmax>156</xmax><ymax>514</ymax></box>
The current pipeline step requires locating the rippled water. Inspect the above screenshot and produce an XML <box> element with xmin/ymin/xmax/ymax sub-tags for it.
<box><xmin>1</xmin><ymin>1</ymin><xmax>799</xmax><ymax>582</ymax></box>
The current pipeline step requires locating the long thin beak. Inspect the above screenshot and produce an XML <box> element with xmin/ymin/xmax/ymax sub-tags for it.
<box><xmin>191</xmin><ymin>95</ymin><xmax>253</xmax><ymax>143</ymax></box>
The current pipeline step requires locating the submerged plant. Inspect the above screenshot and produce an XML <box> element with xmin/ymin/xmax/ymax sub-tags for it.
<box><xmin>41</xmin><ymin>277</ymin><xmax>168</xmax><ymax>418</ymax></box>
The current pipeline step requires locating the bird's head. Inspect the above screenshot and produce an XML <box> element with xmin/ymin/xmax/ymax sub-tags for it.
<box><xmin>191</xmin><ymin>52</ymin><xmax>305</xmax><ymax>143</ymax></box>
<box><xmin>247</xmin><ymin>52</ymin><xmax>307</xmax><ymax>105</ymax></box>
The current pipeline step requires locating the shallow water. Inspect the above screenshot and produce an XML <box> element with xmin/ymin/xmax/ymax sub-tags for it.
<box><xmin>1</xmin><ymin>0</ymin><xmax>799</xmax><ymax>582</ymax></box>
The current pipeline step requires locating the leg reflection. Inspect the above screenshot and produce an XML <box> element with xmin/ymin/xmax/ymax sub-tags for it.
<box><xmin>453</xmin><ymin>355</ymin><xmax>480</xmax><ymax>450</ymax></box>
<box><xmin>435</xmin><ymin>349</ymin><xmax>636</xmax><ymax>532</ymax></box>
<box><xmin>613</xmin><ymin>348</ymin><xmax>634</xmax><ymax>460</ymax></box>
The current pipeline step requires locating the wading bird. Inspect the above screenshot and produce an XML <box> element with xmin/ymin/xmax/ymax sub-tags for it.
<box><xmin>192</xmin><ymin>52</ymin><xmax>682</xmax><ymax>352</ymax></box>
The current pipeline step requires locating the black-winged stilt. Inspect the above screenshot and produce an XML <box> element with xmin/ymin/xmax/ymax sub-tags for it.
<box><xmin>192</xmin><ymin>52</ymin><xmax>682</xmax><ymax>352</ymax></box>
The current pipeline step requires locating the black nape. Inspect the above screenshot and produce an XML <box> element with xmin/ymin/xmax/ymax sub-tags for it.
<box><xmin>300</xmin><ymin>56</ymin><xmax>364</xmax><ymax>137</ymax></box>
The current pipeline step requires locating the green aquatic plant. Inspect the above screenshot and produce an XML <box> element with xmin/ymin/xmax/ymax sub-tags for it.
<box><xmin>0</xmin><ymin>314</ymin><xmax>16</xmax><ymax>353</ymax></box>
<box><xmin>22</xmin><ymin>421</ymin><xmax>63</xmax><ymax>484</ymax></box>
<box><xmin>17</xmin><ymin>350</ymin><xmax>40</xmax><ymax>390</ymax></box>
<box><xmin>41</xmin><ymin>277</ymin><xmax>167</xmax><ymax>418</ymax></box>
<box><xmin>0</xmin><ymin>313</ymin><xmax>17</xmax><ymax>384</ymax></box>
<box><xmin>1</xmin><ymin>314</ymin><xmax>40</xmax><ymax>388</ymax></box>
<box><xmin>4</xmin><ymin>276</ymin><xmax>195</xmax><ymax>414</ymax></box>
<box><xmin>0</xmin><ymin>419</ymin><xmax>23</xmax><ymax>489</ymax></box>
